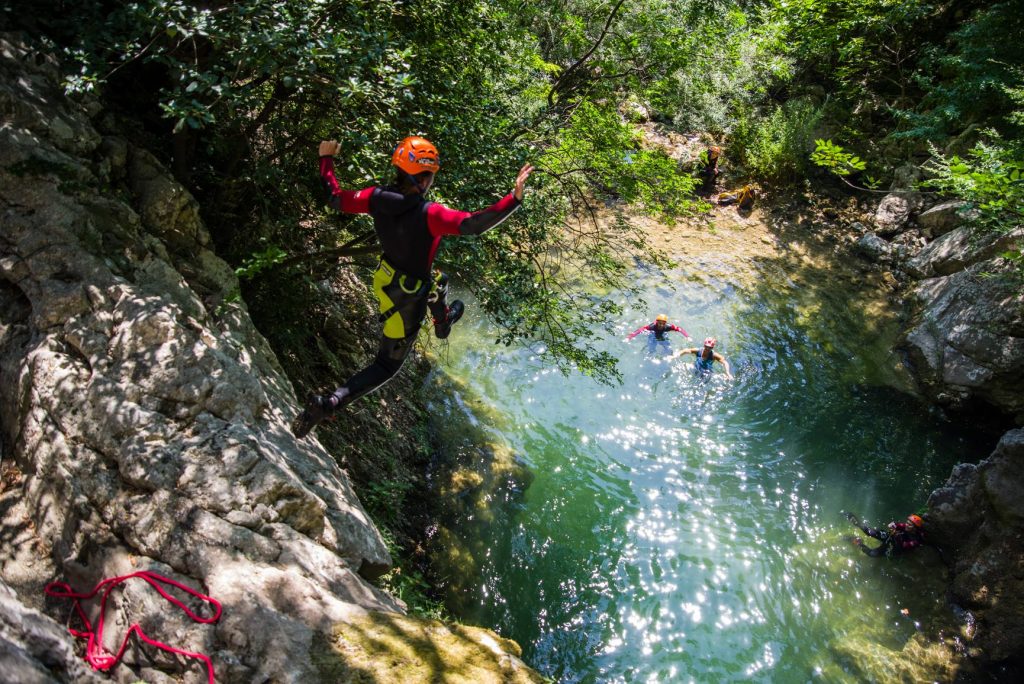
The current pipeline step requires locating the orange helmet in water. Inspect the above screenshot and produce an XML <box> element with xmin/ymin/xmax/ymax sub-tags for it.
<box><xmin>656</xmin><ymin>314</ymin><xmax>668</xmax><ymax>323</ymax></box>
<box><xmin>907</xmin><ymin>514</ymin><xmax>923</xmax><ymax>528</ymax></box>
<box><xmin>392</xmin><ymin>136</ymin><xmax>440</xmax><ymax>176</ymax></box>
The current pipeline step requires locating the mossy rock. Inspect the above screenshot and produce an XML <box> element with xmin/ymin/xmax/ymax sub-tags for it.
<box><xmin>311</xmin><ymin>611</ymin><xmax>546</xmax><ymax>684</ymax></box>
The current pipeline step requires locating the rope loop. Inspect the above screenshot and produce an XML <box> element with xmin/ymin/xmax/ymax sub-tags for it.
<box><xmin>45</xmin><ymin>570</ymin><xmax>221</xmax><ymax>684</ymax></box>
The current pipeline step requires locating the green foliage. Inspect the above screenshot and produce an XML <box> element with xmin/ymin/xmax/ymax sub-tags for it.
<box><xmin>896</xmin><ymin>0</ymin><xmax>1024</xmax><ymax>141</ymax></box>
<box><xmin>923</xmin><ymin>137</ymin><xmax>1024</xmax><ymax>281</ymax></box>
<box><xmin>809</xmin><ymin>139</ymin><xmax>883</xmax><ymax>190</ymax></box>
<box><xmin>923</xmin><ymin>140</ymin><xmax>1024</xmax><ymax>230</ymax></box>
<box><xmin>234</xmin><ymin>244</ymin><xmax>287</xmax><ymax>280</ymax></box>
<box><xmin>374</xmin><ymin>528</ymin><xmax>448</xmax><ymax>621</ymax></box>
<box><xmin>811</xmin><ymin>139</ymin><xmax>865</xmax><ymax>177</ymax></box>
<box><xmin>730</xmin><ymin>98</ymin><xmax>824</xmax><ymax>184</ymax></box>
<box><xmin>774</xmin><ymin>0</ymin><xmax>937</xmax><ymax>109</ymax></box>
<box><xmin>651</xmin><ymin>6</ymin><xmax>793</xmax><ymax>134</ymax></box>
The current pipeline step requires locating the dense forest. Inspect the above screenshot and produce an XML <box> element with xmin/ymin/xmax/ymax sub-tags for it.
<box><xmin>5</xmin><ymin>0</ymin><xmax>1020</xmax><ymax>381</ymax></box>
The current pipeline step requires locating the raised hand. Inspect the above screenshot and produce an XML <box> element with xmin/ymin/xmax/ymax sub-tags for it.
<box><xmin>514</xmin><ymin>163</ymin><xmax>536</xmax><ymax>201</ymax></box>
<box><xmin>319</xmin><ymin>140</ymin><xmax>341</xmax><ymax>157</ymax></box>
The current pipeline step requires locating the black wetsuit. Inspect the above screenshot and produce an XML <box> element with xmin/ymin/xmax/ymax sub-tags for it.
<box><xmin>849</xmin><ymin>515</ymin><xmax>924</xmax><ymax>557</ymax></box>
<box><xmin>320</xmin><ymin>156</ymin><xmax>521</xmax><ymax>406</ymax></box>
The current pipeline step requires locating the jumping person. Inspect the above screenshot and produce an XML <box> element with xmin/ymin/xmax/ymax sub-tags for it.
<box><xmin>627</xmin><ymin>314</ymin><xmax>690</xmax><ymax>342</ymax></box>
<box><xmin>292</xmin><ymin>137</ymin><xmax>534</xmax><ymax>438</ymax></box>
<box><xmin>844</xmin><ymin>511</ymin><xmax>925</xmax><ymax>558</ymax></box>
<box><xmin>672</xmin><ymin>337</ymin><xmax>733</xmax><ymax>380</ymax></box>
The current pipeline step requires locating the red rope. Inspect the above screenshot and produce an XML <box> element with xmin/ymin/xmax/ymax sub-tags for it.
<box><xmin>45</xmin><ymin>570</ymin><xmax>222</xmax><ymax>684</ymax></box>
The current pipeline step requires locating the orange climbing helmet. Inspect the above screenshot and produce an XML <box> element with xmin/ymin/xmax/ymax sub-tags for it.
<box><xmin>392</xmin><ymin>136</ymin><xmax>440</xmax><ymax>176</ymax></box>
<box><xmin>656</xmin><ymin>314</ymin><xmax>668</xmax><ymax>323</ymax></box>
<box><xmin>907</xmin><ymin>514</ymin><xmax>923</xmax><ymax>528</ymax></box>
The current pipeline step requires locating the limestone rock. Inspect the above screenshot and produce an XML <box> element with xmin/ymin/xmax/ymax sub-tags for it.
<box><xmin>0</xmin><ymin>34</ymin><xmax>406</xmax><ymax>683</ymax></box>
<box><xmin>900</xmin><ymin>250</ymin><xmax>1024</xmax><ymax>420</ymax></box>
<box><xmin>889</xmin><ymin>163</ymin><xmax>923</xmax><ymax>191</ymax></box>
<box><xmin>855</xmin><ymin>232</ymin><xmax>893</xmax><ymax>262</ymax></box>
<box><xmin>917</xmin><ymin>200</ymin><xmax>974</xmax><ymax>239</ymax></box>
<box><xmin>906</xmin><ymin>225</ymin><xmax>1024</xmax><ymax>279</ymax></box>
<box><xmin>873</xmin><ymin>193</ymin><xmax>919</xmax><ymax>237</ymax></box>
<box><xmin>0</xmin><ymin>579</ymin><xmax>104</xmax><ymax>684</ymax></box>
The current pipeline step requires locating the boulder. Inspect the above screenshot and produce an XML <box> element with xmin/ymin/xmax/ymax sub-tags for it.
<box><xmin>900</xmin><ymin>262</ymin><xmax>1024</xmax><ymax>420</ymax></box>
<box><xmin>855</xmin><ymin>232</ymin><xmax>893</xmax><ymax>262</ymax></box>
<box><xmin>906</xmin><ymin>225</ymin><xmax>1023</xmax><ymax>279</ymax></box>
<box><xmin>917</xmin><ymin>200</ymin><xmax>974</xmax><ymax>239</ymax></box>
<box><xmin>873</xmin><ymin>193</ymin><xmax>915</xmax><ymax>237</ymax></box>
<box><xmin>890</xmin><ymin>162</ymin><xmax>923</xmax><ymax>191</ymax></box>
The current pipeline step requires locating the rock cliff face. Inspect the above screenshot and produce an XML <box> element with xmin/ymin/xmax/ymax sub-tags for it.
<box><xmin>863</xmin><ymin>192</ymin><xmax>1023</xmax><ymax>422</ymax></box>
<box><xmin>0</xmin><ymin>35</ymin><xmax>539</xmax><ymax>683</ymax></box>
<box><xmin>860</xmin><ymin>187</ymin><xmax>1024</xmax><ymax>671</ymax></box>
<box><xmin>926</xmin><ymin>429</ymin><xmax>1024</xmax><ymax>665</ymax></box>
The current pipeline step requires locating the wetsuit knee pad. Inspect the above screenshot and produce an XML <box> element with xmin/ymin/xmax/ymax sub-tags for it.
<box><xmin>380</xmin><ymin>334</ymin><xmax>414</xmax><ymax>366</ymax></box>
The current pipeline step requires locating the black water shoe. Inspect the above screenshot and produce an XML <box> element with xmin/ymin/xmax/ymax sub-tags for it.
<box><xmin>434</xmin><ymin>300</ymin><xmax>465</xmax><ymax>339</ymax></box>
<box><xmin>291</xmin><ymin>394</ymin><xmax>335</xmax><ymax>438</ymax></box>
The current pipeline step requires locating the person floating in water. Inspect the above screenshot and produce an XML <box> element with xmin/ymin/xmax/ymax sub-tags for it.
<box><xmin>843</xmin><ymin>511</ymin><xmax>924</xmax><ymax>557</ymax></box>
<box><xmin>627</xmin><ymin>314</ymin><xmax>690</xmax><ymax>342</ymax></box>
<box><xmin>672</xmin><ymin>337</ymin><xmax>733</xmax><ymax>380</ymax></box>
<box><xmin>292</xmin><ymin>137</ymin><xmax>535</xmax><ymax>438</ymax></box>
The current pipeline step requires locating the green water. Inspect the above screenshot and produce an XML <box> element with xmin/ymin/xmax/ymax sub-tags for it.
<box><xmin>432</xmin><ymin>257</ymin><xmax>995</xmax><ymax>683</ymax></box>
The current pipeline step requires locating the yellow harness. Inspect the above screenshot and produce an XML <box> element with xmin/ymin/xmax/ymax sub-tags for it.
<box><xmin>373</xmin><ymin>257</ymin><xmax>436</xmax><ymax>339</ymax></box>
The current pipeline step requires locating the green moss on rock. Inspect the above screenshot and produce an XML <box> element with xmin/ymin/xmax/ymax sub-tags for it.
<box><xmin>311</xmin><ymin>612</ymin><xmax>546</xmax><ymax>684</ymax></box>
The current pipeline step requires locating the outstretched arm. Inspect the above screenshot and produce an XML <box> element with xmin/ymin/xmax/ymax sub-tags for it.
<box><xmin>669</xmin><ymin>324</ymin><xmax>691</xmax><ymax>339</ymax></box>
<box><xmin>671</xmin><ymin>348</ymin><xmax>699</xmax><ymax>359</ymax></box>
<box><xmin>627</xmin><ymin>324</ymin><xmax>651</xmax><ymax>340</ymax></box>
<box><xmin>426</xmin><ymin>164</ymin><xmax>536</xmax><ymax>237</ymax></box>
<box><xmin>318</xmin><ymin>140</ymin><xmax>373</xmax><ymax>214</ymax></box>
<box><xmin>715</xmin><ymin>353</ymin><xmax>733</xmax><ymax>379</ymax></box>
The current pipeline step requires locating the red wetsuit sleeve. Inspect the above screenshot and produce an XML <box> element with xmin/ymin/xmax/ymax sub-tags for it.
<box><xmin>627</xmin><ymin>324</ymin><xmax>653</xmax><ymax>340</ymax></box>
<box><xmin>669</xmin><ymin>324</ymin><xmax>690</xmax><ymax>337</ymax></box>
<box><xmin>426</xmin><ymin>193</ymin><xmax>521</xmax><ymax>237</ymax></box>
<box><xmin>320</xmin><ymin>156</ymin><xmax>373</xmax><ymax>213</ymax></box>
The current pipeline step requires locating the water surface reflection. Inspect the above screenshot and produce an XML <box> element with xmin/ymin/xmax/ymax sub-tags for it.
<box><xmin>435</xmin><ymin>260</ymin><xmax>993</xmax><ymax>683</ymax></box>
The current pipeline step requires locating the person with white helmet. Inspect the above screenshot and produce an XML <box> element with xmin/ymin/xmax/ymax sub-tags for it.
<box><xmin>292</xmin><ymin>137</ymin><xmax>534</xmax><ymax>438</ymax></box>
<box><xmin>672</xmin><ymin>337</ymin><xmax>733</xmax><ymax>380</ymax></box>
<box><xmin>627</xmin><ymin>313</ymin><xmax>690</xmax><ymax>342</ymax></box>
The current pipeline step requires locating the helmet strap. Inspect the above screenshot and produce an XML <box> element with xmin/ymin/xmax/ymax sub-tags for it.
<box><xmin>397</xmin><ymin>169</ymin><xmax>425</xmax><ymax>195</ymax></box>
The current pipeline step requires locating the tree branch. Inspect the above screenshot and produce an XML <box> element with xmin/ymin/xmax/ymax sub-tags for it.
<box><xmin>547</xmin><ymin>0</ymin><xmax>628</xmax><ymax>108</ymax></box>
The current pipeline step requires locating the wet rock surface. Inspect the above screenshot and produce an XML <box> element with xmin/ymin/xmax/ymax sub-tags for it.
<box><xmin>927</xmin><ymin>429</ymin><xmax>1024</xmax><ymax>666</ymax></box>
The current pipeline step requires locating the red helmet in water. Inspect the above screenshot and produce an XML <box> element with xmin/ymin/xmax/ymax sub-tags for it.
<box><xmin>392</xmin><ymin>136</ymin><xmax>440</xmax><ymax>176</ymax></box>
<box><xmin>703</xmin><ymin>337</ymin><xmax>717</xmax><ymax>348</ymax></box>
<box><xmin>907</xmin><ymin>514</ymin><xmax>923</xmax><ymax>528</ymax></box>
